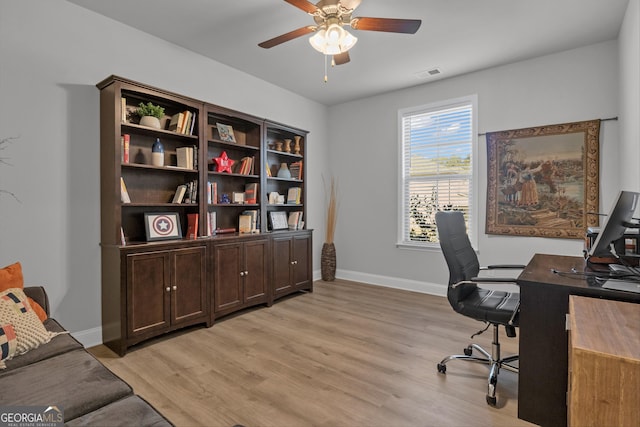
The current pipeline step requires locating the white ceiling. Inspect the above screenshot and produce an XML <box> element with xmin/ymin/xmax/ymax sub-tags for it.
<box><xmin>67</xmin><ymin>0</ymin><xmax>629</xmax><ymax>106</ymax></box>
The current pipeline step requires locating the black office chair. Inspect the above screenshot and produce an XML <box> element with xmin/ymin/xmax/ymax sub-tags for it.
<box><xmin>434</xmin><ymin>211</ymin><xmax>523</xmax><ymax>406</ymax></box>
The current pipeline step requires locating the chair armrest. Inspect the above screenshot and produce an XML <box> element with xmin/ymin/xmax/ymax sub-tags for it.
<box><xmin>470</xmin><ymin>277</ymin><xmax>521</xmax><ymax>283</ymax></box>
<box><xmin>23</xmin><ymin>286</ymin><xmax>50</xmax><ymax>316</ymax></box>
<box><xmin>483</xmin><ymin>264</ymin><xmax>526</xmax><ymax>269</ymax></box>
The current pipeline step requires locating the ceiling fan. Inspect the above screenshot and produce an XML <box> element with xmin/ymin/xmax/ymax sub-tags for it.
<box><xmin>258</xmin><ymin>0</ymin><xmax>421</xmax><ymax>67</ymax></box>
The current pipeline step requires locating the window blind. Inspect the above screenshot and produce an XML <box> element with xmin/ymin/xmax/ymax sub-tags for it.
<box><xmin>400</xmin><ymin>101</ymin><xmax>474</xmax><ymax>245</ymax></box>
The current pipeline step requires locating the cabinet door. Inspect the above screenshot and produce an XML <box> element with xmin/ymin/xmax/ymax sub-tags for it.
<box><xmin>171</xmin><ymin>246</ymin><xmax>207</xmax><ymax>325</ymax></box>
<box><xmin>292</xmin><ymin>234</ymin><xmax>311</xmax><ymax>289</ymax></box>
<box><xmin>272</xmin><ymin>236</ymin><xmax>293</xmax><ymax>296</ymax></box>
<box><xmin>213</xmin><ymin>242</ymin><xmax>243</xmax><ymax>313</ymax></box>
<box><xmin>243</xmin><ymin>238</ymin><xmax>269</xmax><ymax>303</ymax></box>
<box><xmin>126</xmin><ymin>251</ymin><xmax>171</xmax><ymax>339</ymax></box>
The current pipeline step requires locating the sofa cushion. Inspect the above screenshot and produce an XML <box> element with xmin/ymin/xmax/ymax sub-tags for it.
<box><xmin>0</xmin><ymin>348</ymin><xmax>132</xmax><ymax>421</ymax></box>
<box><xmin>0</xmin><ymin>318</ymin><xmax>82</xmax><ymax>372</ymax></box>
<box><xmin>0</xmin><ymin>289</ymin><xmax>58</xmax><ymax>363</ymax></box>
<box><xmin>0</xmin><ymin>262</ymin><xmax>47</xmax><ymax>321</ymax></box>
<box><xmin>65</xmin><ymin>395</ymin><xmax>173</xmax><ymax>426</ymax></box>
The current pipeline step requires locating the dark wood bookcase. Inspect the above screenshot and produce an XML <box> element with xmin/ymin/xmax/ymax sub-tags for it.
<box><xmin>97</xmin><ymin>76</ymin><xmax>312</xmax><ymax>355</ymax></box>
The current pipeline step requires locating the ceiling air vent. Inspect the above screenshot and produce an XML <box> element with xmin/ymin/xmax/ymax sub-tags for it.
<box><xmin>415</xmin><ymin>67</ymin><xmax>442</xmax><ymax>79</ymax></box>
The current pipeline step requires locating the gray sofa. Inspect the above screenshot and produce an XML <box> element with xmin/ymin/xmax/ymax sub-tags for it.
<box><xmin>0</xmin><ymin>286</ymin><xmax>172</xmax><ymax>426</ymax></box>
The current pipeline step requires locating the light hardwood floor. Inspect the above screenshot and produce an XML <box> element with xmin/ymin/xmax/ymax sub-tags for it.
<box><xmin>90</xmin><ymin>280</ymin><xmax>535</xmax><ymax>427</ymax></box>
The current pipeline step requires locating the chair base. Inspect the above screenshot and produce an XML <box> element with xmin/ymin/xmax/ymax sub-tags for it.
<box><xmin>436</xmin><ymin>324</ymin><xmax>518</xmax><ymax>406</ymax></box>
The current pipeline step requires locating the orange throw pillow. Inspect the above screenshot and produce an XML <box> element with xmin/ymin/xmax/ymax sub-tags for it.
<box><xmin>0</xmin><ymin>262</ymin><xmax>48</xmax><ymax>322</ymax></box>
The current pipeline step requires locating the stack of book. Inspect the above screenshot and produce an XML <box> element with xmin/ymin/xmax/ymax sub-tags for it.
<box><xmin>168</xmin><ymin>110</ymin><xmax>196</xmax><ymax>135</ymax></box>
<box><xmin>287</xmin><ymin>187</ymin><xmax>302</xmax><ymax>204</ymax></box>
<box><xmin>288</xmin><ymin>211</ymin><xmax>304</xmax><ymax>230</ymax></box>
<box><xmin>244</xmin><ymin>183</ymin><xmax>258</xmax><ymax>204</ymax></box>
<box><xmin>172</xmin><ymin>179</ymin><xmax>198</xmax><ymax>203</ymax></box>
<box><xmin>239</xmin><ymin>210</ymin><xmax>259</xmax><ymax>233</ymax></box>
<box><xmin>207</xmin><ymin>181</ymin><xmax>218</xmax><ymax>204</ymax></box>
<box><xmin>176</xmin><ymin>146</ymin><xmax>197</xmax><ymax>169</ymax></box>
<box><xmin>289</xmin><ymin>161</ymin><xmax>303</xmax><ymax>180</ymax></box>
<box><xmin>236</xmin><ymin>156</ymin><xmax>255</xmax><ymax>175</ymax></box>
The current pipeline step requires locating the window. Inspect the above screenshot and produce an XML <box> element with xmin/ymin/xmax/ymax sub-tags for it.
<box><xmin>398</xmin><ymin>95</ymin><xmax>477</xmax><ymax>248</ymax></box>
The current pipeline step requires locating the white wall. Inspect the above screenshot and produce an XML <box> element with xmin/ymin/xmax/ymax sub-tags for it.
<box><xmin>0</xmin><ymin>0</ymin><xmax>329</xmax><ymax>345</ymax></box>
<box><xmin>327</xmin><ymin>41</ymin><xmax>621</xmax><ymax>294</ymax></box>
<box><xmin>0</xmin><ymin>0</ymin><xmax>636</xmax><ymax>345</ymax></box>
<box><xmin>619</xmin><ymin>0</ymin><xmax>640</xmax><ymax>191</ymax></box>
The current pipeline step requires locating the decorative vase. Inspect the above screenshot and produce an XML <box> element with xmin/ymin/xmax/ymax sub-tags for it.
<box><xmin>321</xmin><ymin>242</ymin><xmax>336</xmax><ymax>281</ymax></box>
<box><xmin>140</xmin><ymin>115</ymin><xmax>161</xmax><ymax>129</ymax></box>
<box><xmin>293</xmin><ymin>136</ymin><xmax>302</xmax><ymax>155</ymax></box>
<box><xmin>151</xmin><ymin>138</ymin><xmax>164</xmax><ymax>167</ymax></box>
<box><xmin>275</xmin><ymin>141</ymin><xmax>283</xmax><ymax>151</ymax></box>
<box><xmin>277</xmin><ymin>162</ymin><xmax>291</xmax><ymax>179</ymax></box>
<box><xmin>283</xmin><ymin>139</ymin><xmax>292</xmax><ymax>153</ymax></box>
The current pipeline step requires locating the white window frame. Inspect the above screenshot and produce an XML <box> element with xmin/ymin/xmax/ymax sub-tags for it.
<box><xmin>397</xmin><ymin>95</ymin><xmax>478</xmax><ymax>250</ymax></box>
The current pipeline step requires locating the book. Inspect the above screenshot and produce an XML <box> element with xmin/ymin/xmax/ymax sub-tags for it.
<box><xmin>216</xmin><ymin>123</ymin><xmax>236</xmax><ymax>142</ymax></box>
<box><xmin>121</xmin><ymin>134</ymin><xmax>130</xmax><ymax>163</ymax></box>
<box><xmin>207</xmin><ymin>211</ymin><xmax>216</xmax><ymax>236</ymax></box>
<box><xmin>242</xmin><ymin>210</ymin><xmax>259</xmax><ymax>233</ymax></box>
<box><xmin>176</xmin><ymin>146</ymin><xmax>193</xmax><ymax>169</ymax></box>
<box><xmin>120</xmin><ymin>177</ymin><xmax>131</xmax><ymax>203</ymax></box>
<box><xmin>287</xmin><ymin>187</ymin><xmax>301</xmax><ymax>204</ymax></box>
<box><xmin>244</xmin><ymin>183</ymin><xmax>258</xmax><ymax>204</ymax></box>
<box><xmin>121</xmin><ymin>97</ymin><xmax>127</xmax><ymax>122</ymax></box>
<box><xmin>187</xmin><ymin>213</ymin><xmax>199</xmax><ymax>239</ymax></box>
<box><xmin>239</xmin><ymin>214</ymin><xmax>252</xmax><ymax>234</ymax></box>
<box><xmin>288</xmin><ymin>211</ymin><xmax>301</xmax><ymax>230</ymax></box>
<box><xmin>168</xmin><ymin>112</ymin><xmax>184</xmax><ymax>132</ymax></box>
<box><xmin>289</xmin><ymin>161</ymin><xmax>303</xmax><ymax>180</ymax></box>
<box><xmin>172</xmin><ymin>184</ymin><xmax>187</xmax><ymax>203</ymax></box>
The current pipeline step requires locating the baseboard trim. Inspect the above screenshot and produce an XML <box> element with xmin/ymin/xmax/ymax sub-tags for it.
<box><xmin>313</xmin><ymin>268</ymin><xmax>447</xmax><ymax>297</ymax></box>
<box><xmin>70</xmin><ymin>326</ymin><xmax>102</xmax><ymax>348</ymax></box>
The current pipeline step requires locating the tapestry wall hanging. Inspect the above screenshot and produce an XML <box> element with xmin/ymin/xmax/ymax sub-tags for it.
<box><xmin>486</xmin><ymin>119</ymin><xmax>600</xmax><ymax>239</ymax></box>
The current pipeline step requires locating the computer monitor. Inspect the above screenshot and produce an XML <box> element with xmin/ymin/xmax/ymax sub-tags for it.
<box><xmin>588</xmin><ymin>190</ymin><xmax>640</xmax><ymax>258</ymax></box>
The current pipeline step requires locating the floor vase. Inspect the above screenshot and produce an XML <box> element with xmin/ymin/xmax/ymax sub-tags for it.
<box><xmin>321</xmin><ymin>242</ymin><xmax>336</xmax><ymax>281</ymax></box>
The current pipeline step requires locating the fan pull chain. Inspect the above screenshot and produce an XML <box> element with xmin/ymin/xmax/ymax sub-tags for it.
<box><xmin>324</xmin><ymin>55</ymin><xmax>328</xmax><ymax>83</ymax></box>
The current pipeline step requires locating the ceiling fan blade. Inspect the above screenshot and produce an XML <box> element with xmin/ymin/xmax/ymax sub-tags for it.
<box><xmin>258</xmin><ymin>26</ymin><xmax>316</xmax><ymax>49</ymax></box>
<box><xmin>351</xmin><ymin>17</ymin><xmax>422</xmax><ymax>34</ymax></box>
<box><xmin>284</xmin><ymin>0</ymin><xmax>319</xmax><ymax>14</ymax></box>
<box><xmin>333</xmin><ymin>51</ymin><xmax>350</xmax><ymax>65</ymax></box>
<box><xmin>340</xmin><ymin>0</ymin><xmax>362</xmax><ymax>11</ymax></box>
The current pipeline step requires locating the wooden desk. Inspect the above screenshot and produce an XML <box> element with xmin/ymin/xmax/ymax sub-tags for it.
<box><xmin>567</xmin><ymin>296</ymin><xmax>640</xmax><ymax>427</ymax></box>
<box><xmin>516</xmin><ymin>254</ymin><xmax>640</xmax><ymax>427</ymax></box>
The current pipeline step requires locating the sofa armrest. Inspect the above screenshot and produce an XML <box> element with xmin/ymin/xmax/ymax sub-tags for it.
<box><xmin>23</xmin><ymin>286</ymin><xmax>50</xmax><ymax>316</ymax></box>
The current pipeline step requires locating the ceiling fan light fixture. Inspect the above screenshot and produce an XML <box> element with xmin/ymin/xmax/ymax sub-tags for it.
<box><xmin>309</xmin><ymin>23</ymin><xmax>357</xmax><ymax>55</ymax></box>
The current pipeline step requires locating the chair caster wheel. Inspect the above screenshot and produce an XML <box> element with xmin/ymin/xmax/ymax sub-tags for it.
<box><xmin>437</xmin><ymin>363</ymin><xmax>446</xmax><ymax>374</ymax></box>
<box><xmin>486</xmin><ymin>395</ymin><xmax>497</xmax><ymax>406</ymax></box>
<box><xmin>464</xmin><ymin>346</ymin><xmax>473</xmax><ymax>356</ymax></box>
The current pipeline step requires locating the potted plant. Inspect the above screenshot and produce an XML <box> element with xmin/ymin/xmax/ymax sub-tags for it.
<box><xmin>136</xmin><ymin>102</ymin><xmax>165</xmax><ymax>129</ymax></box>
<box><xmin>321</xmin><ymin>176</ymin><xmax>338</xmax><ymax>281</ymax></box>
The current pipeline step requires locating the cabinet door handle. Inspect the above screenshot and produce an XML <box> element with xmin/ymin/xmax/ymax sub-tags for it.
<box><xmin>240</xmin><ymin>271</ymin><xmax>245</xmax><ymax>276</ymax></box>
<box><xmin>244</xmin><ymin>270</ymin><xmax>249</xmax><ymax>276</ymax></box>
<box><xmin>172</xmin><ymin>285</ymin><xmax>177</xmax><ymax>291</ymax></box>
<box><xmin>166</xmin><ymin>287</ymin><xmax>171</xmax><ymax>292</ymax></box>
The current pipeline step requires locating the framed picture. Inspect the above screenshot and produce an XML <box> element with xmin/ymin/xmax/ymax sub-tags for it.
<box><xmin>216</xmin><ymin>123</ymin><xmax>236</xmax><ymax>143</ymax></box>
<box><xmin>486</xmin><ymin>119</ymin><xmax>600</xmax><ymax>239</ymax></box>
<box><xmin>269</xmin><ymin>211</ymin><xmax>289</xmax><ymax>230</ymax></box>
<box><xmin>144</xmin><ymin>212</ymin><xmax>182</xmax><ymax>241</ymax></box>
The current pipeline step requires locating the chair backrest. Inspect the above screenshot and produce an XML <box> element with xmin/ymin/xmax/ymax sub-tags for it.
<box><xmin>435</xmin><ymin>211</ymin><xmax>480</xmax><ymax>308</ymax></box>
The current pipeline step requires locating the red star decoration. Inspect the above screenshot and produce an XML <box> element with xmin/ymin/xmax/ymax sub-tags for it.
<box><xmin>213</xmin><ymin>151</ymin><xmax>234</xmax><ymax>173</ymax></box>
